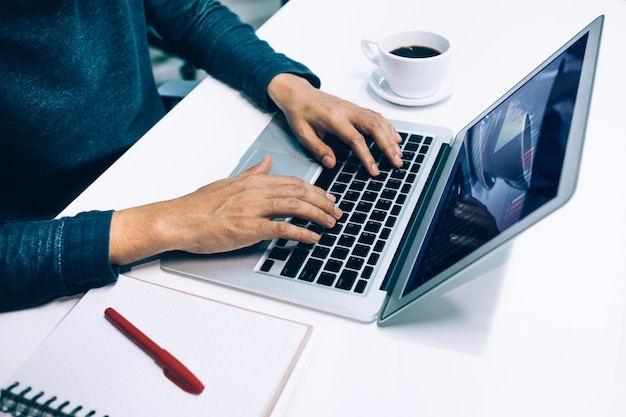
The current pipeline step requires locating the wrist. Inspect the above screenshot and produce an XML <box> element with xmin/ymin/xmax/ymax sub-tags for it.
<box><xmin>267</xmin><ymin>73</ymin><xmax>316</xmax><ymax>113</ymax></box>
<box><xmin>109</xmin><ymin>204</ymin><xmax>172</xmax><ymax>266</ymax></box>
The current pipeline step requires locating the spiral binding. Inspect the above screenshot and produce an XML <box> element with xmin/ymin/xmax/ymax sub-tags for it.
<box><xmin>0</xmin><ymin>382</ymin><xmax>103</xmax><ymax>417</ymax></box>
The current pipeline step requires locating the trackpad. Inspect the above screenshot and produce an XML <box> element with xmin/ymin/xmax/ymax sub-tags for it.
<box><xmin>234</xmin><ymin>150</ymin><xmax>321</xmax><ymax>182</ymax></box>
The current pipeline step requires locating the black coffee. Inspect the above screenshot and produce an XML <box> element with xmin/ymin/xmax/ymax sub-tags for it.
<box><xmin>390</xmin><ymin>45</ymin><xmax>441</xmax><ymax>58</ymax></box>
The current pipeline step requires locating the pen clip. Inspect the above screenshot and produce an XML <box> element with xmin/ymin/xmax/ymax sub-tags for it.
<box><xmin>163</xmin><ymin>367</ymin><xmax>204</xmax><ymax>395</ymax></box>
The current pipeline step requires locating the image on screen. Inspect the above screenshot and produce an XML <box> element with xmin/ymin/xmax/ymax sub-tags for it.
<box><xmin>402</xmin><ymin>34</ymin><xmax>588</xmax><ymax>297</ymax></box>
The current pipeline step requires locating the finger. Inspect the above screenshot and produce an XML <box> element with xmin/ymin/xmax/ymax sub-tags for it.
<box><xmin>293</xmin><ymin>123</ymin><xmax>338</xmax><ymax>170</ymax></box>
<box><xmin>355</xmin><ymin>112</ymin><xmax>404</xmax><ymax>170</ymax></box>
<box><xmin>264</xmin><ymin>220</ymin><xmax>323</xmax><ymax>244</ymax></box>
<box><xmin>264</xmin><ymin>182</ymin><xmax>343</xmax><ymax>225</ymax></box>
<box><xmin>368</xmin><ymin>127</ymin><xmax>404</xmax><ymax>170</ymax></box>
<box><xmin>230</xmin><ymin>173</ymin><xmax>342</xmax><ymax>225</ymax></box>
<box><xmin>245</xmin><ymin>173</ymin><xmax>337</xmax><ymax>206</ymax></box>
<box><xmin>325</xmin><ymin>120</ymin><xmax>381</xmax><ymax>176</ymax></box>
<box><xmin>240</xmin><ymin>155</ymin><xmax>273</xmax><ymax>176</ymax></box>
<box><xmin>342</xmin><ymin>129</ymin><xmax>380</xmax><ymax>176</ymax></box>
<box><xmin>329</xmin><ymin>110</ymin><xmax>403</xmax><ymax>176</ymax></box>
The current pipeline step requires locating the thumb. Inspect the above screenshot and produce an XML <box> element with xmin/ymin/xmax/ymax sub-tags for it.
<box><xmin>243</xmin><ymin>155</ymin><xmax>272</xmax><ymax>175</ymax></box>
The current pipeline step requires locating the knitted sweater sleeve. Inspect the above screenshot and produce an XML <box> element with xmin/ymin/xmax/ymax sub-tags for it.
<box><xmin>144</xmin><ymin>0</ymin><xmax>321</xmax><ymax>111</ymax></box>
<box><xmin>0</xmin><ymin>211</ymin><xmax>118</xmax><ymax>312</ymax></box>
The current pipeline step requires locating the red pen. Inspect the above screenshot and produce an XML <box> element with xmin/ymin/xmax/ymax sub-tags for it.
<box><xmin>104</xmin><ymin>307</ymin><xmax>204</xmax><ymax>395</ymax></box>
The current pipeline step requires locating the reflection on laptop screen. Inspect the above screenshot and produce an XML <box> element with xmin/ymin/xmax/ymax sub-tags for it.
<box><xmin>402</xmin><ymin>34</ymin><xmax>588</xmax><ymax>297</ymax></box>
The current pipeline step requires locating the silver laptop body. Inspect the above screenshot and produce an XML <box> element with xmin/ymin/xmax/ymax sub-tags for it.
<box><xmin>161</xmin><ymin>17</ymin><xmax>603</xmax><ymax>323</ymax></box>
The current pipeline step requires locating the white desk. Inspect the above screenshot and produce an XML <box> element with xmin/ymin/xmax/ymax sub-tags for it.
<box><xmin>2</xmin><ymin>0</ymin><xmax>626</xmax><ymax>415</ymax></box>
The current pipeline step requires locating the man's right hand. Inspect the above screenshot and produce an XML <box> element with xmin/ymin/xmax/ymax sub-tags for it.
<box><xmin>108</xmin><ymin>155</ymin><xmax>342</xmax><ymax>266</ymax></box>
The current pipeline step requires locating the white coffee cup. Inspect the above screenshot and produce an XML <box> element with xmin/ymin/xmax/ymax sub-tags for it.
<box><xmin>361</xmin><ymin>31</ymin><xmax>451</xmax><ymax>99</ymax></box>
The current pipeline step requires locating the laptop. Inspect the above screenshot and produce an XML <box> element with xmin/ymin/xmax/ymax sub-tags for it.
<box><xmin>161</xmin><ymin>16</ymin><xmax>603</xmax><ymax>323</ymax></box>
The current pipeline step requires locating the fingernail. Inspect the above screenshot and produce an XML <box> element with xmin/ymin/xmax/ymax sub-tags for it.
<box><xmin>370</xmin><ymin>163</ymin><xmax>380</xmax><ymax>176</ymax></box>
<box><xmin>322</xmin><ymin>155</ymin><xmax>333</xmax><ymax>168</ymax></box>
<box><xmin>327</xmin><ymin>192</ymin><xmax>336</xmax><ymax>202</ymax></box>
<box><xmin>311</xmin><ymin>231</ymin><xmax>321</xmax><ymax>242</ymax></box>
<box><xmin>334</xmin><ymin>206</ymin><xmax>343</xmax><ymax>218</ymax></box>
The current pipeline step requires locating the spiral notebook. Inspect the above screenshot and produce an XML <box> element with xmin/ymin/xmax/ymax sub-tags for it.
<box><xmin>0</xmin><ymin>275</ymin><xmax>312</xmax><ymax>417</ymax></box>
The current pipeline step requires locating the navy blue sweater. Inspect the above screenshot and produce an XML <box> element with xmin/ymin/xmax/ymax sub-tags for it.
<box><xmin>0</xmin><ymin>0</ymin><xmax>319</xmax><ymax>311</ymax></box>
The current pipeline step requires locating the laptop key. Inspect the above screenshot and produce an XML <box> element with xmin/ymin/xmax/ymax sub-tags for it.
<box><xmin>311</xmin><ymin>246</ymin><xmax>331</xmax><ymax>259</ymax></box>
<box><xmin>364</xmin><ymin>221</ymin><xmax>382</xmax><ymax>233</ymax></box>
<box><xmin>375</xmin><ymin>199</ymin><xmax>392</xmax><ymax>211</ymax></box>
<box><xmin>280</xmin><ymin>248</ymin><xmax>309</xmax><ymax>278</ymax></box>
<box><xmin>354</xmin><ymin>279</ymin><xmax>368</xmax><ymax>294</ymax></box>
<box><xmin>336</xmin><ymin>270</ymin><xmax>358</xmax><ymax>290</ymax></box>
<box><xmin>353</xmin><ymin>244</ymin><xmax>370</xmax><ymax>258</ymax></box>
<box><xmin>344</xmin><ymin>191</ymin><xmax>360</xmax><ymax>201</ymax></box>
<box><xmin>337</xmin><ymin>235</ymin><xmax>356</xmax><ymax>248</ymax></box>
<box><xmin>405</xmin><ymin>142</ymin><xmax>419</xmax><ymax>152</ymax></box>
<box><xmin>344</xmin><ymin>223</ymin><xmax>361</xmax><ymax>235</ymax></box>
<box><xmin>349</xmin><ymin>180</ymin><xmax>366</xmax><ymax>191</ymax></box>
<box><xmin>319</xmin><ymin>234</ymin><xmax>337</xmax><ymax>246</ymax></box>
<box><xmin>346</xmin><ymin>256</ymin><xmax>364</xmax><ymax>270</ymax></box>
<box><xmin>356</xmin><ymin>201</ymin><xmax>373</xmax><ymax>214</ymax></box>
<box><xmin>260</xmin><ymin>259</ymin><xmax>274</xmax><ymax>272</ymax></box>
<box><xmin>324</xmin><ymin>259</ymin><xmax>343</xmax><ymax>273</ymax></box>
<box><xmin>361</xmin><ymin>191</ymin><xmax>377</xmax><ymax>202</ymax></box>
<box><xmin>299</xmin><ymin>259</ymin><xmax>323</xmax><ymax>282</ymax></box>
<box><xmin>324</xmin><ymin>223</ymin><xmax>343</xmax><ymax>235</ymax></box>
<box><xmin>367</xmin><ymin>252</ymin><xmax>380</xmax><ymax>266</ymax></box>
<box><xmin>381</xmin><ymin>189</ymin><xmax>397</xmax><ymax>200</ymax></box>
<box><xmin>268</xmin><ymin>247</ymin><xmax>290</xmax><ymax>261</ymax></box>
<box><xmin>331</xmin><ymin>247</ymin><xmax>350</xmax><ymax>260</ymax></box>
<box><xmin>358</xmin><ymin>232</ymin><xmax>377</xmax><ymax>245</ymax></box>
<box><xmin>370</xmin><ymin>210</ymin><xmax>386</xmax><ymax>222</ymax></box>
<box><xmin>317</xmin><ymin>272</ymin><xmax>336</xmax><ymax>286</ymax></box>
<box><xmin>387</xmin><ymin>179</ymin><xmax>402</xmax><ymax>190</ymax></box>
<box><xmin>361</xmin><ymin>266</ymin><xmax>374</xmax><ymax>279</ymax></box>
<box><xmin>337</xmin><ymin>173</ymin><xmax>353</xmax><ymax>183</ymax></box>
<box><xmin>331</xmin><ymin>183</ymin><xmax>347</xmax><ymax>194</ymax></box>
<box><xmin>315</xmin><ymin>166</ymin><xmax>340</xmax><ymax>190</ymax></box>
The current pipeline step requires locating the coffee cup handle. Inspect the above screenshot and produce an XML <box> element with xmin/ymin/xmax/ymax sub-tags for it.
<box><xmin>361</xmin><ymin>40</ymin><xmax>380</xmax><ymax>66</ymax></box>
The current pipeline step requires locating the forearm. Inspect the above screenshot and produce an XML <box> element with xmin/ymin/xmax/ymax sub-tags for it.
<box><xmin>145</xmin><ymin>0</ymin><xmax>319</xmax><ymax>111</ymax></box>
<box><xmin>0</xmin><ymin>212</ymin><xmax>118</xmax><ymax>312</ymax></box>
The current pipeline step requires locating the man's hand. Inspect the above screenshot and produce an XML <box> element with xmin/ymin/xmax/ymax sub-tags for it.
<box><xmin>109</xmin><ymin>156</ymin><xmax>342</xmax><ymax>265</ymax></box>
<box><xmin>268</xmin><ymin>73</ymin><xmax>404</xmax><ymax>176</ymax></box>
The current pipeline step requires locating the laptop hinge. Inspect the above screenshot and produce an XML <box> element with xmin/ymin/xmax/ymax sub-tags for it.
<box><xmin>380</xmin><ymin>142</ymin><xmax>452</xmax><ymax>292</ymax></box>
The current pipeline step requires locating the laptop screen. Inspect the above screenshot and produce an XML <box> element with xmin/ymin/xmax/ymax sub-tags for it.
<box><xmin>380</xmin><ymin>16</ymin><xmax>602</xmax><ymax>322</ymax></box>
<box><xmin>402</xmin><ymin>34</ymin><xmax>588</xmax><ymax>296</ymax></box>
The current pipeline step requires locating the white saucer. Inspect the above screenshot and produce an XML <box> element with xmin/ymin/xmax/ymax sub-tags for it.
<box><xmin>368</xmin><ymin>68</ymin><xmax>453</xmax><ymax>106</ymax></box>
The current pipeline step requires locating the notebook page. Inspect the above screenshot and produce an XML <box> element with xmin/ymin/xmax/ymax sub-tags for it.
<box><xmin>2</xmin><ymin>275</ymin><xmax>311</xmax><ymax>417</ymax></box>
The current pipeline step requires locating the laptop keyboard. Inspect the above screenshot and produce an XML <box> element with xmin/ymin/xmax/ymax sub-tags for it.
<box><xmin>256</xmin><ymin>130</ymin><xmax>434</xmax><ymax>294</ymax></box>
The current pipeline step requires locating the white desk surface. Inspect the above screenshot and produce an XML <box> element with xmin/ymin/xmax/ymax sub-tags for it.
<box><xmin>2</xmin><ymin>0</ymin><xmax>626</xmax><ymax>416</ymax></box>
